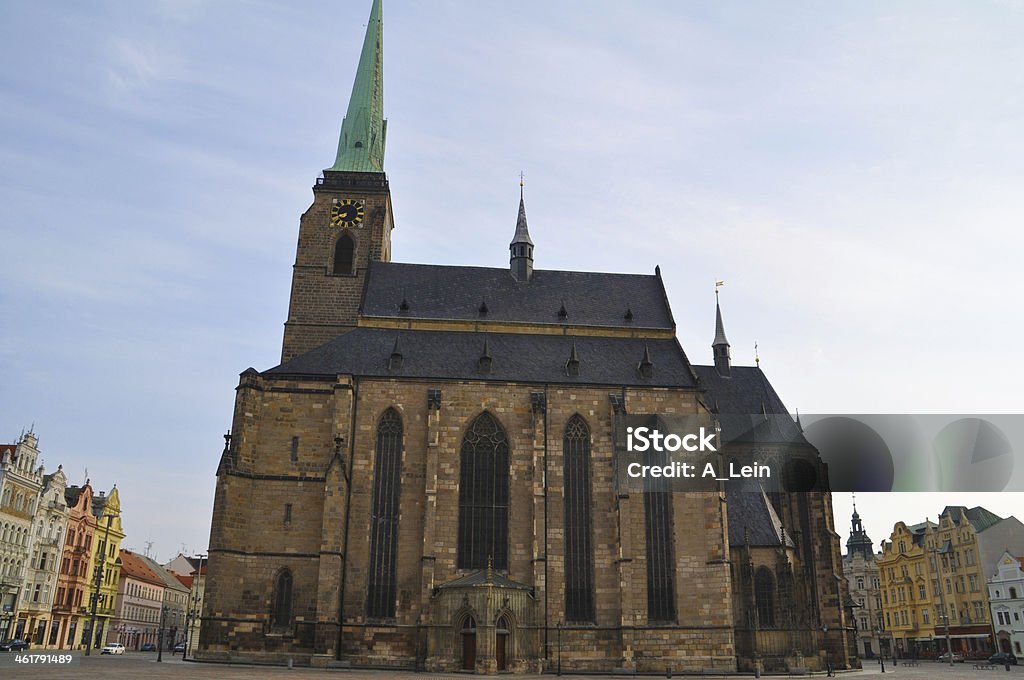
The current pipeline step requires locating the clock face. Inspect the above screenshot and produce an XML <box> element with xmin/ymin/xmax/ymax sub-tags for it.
<box><xmin>330</xmin><ymin>198</ymin><xmax>365</xmax><ymax>228</ymax></box>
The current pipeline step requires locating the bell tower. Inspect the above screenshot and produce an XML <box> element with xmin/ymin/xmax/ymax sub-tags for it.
<box><xmin>281</xmin><ymin>0</ymin><xmax>393</xmax><ymax>363</ymax></box>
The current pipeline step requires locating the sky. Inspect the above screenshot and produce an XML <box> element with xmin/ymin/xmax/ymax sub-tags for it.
<box><xmin>2</xmin><ymin>1</ymin><xmax>1023</xmax><ymax>563</ymax></box>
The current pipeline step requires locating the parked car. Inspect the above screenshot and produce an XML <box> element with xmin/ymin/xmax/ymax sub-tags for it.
<box><xmin>140</xmin><ymin>642</ymin><xmax>157</xmax><ymax>652</ymax></box>
<box><xmin>937</xmin><ymin>651</ymin><xmax>965</xmax><ymax>663</ymax></box>
<box><xmin>100</xmin><ymin>642</ymin><xmax>126</xmax><ymax>655</ymax></box>
<box><xmin>0</xmin><ymin>639</ymin><xmax>30</xmax><ymax>652</ymax></box>
<box><xmin>173</xmin><ymin>641</ymin><xmax>186</xmax><ymax>653</ymax></box>
<box><xmin>990</xmin><ymin>652</ymin><xmax>1018</xmax><ymax>665</ymax></box>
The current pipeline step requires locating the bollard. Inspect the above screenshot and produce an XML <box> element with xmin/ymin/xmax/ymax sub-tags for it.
<box><xmin>288</xmin><ymin>656</ymin><xmax>293</xmax><ymax>669</ymax></box>
<box><xmin>666</xmin><ymin>665</ymin><xmax>672</xmax><ymax>678</ymax></box>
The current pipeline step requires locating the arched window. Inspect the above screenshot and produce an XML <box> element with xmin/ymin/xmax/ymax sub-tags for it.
<box><xmin>755</xmin><ymin>567</ymin><xmax>776</xmax><ymax>627</ymax></box>
<box><xmin>643</xmin><ymin>432</ymin><xmax>676</xmax><ymax>623</ymax></box>
<box><xmin>272</xmin><ymin>569</ymin><xmax>293</xmax><ymax>631</ymax></box>
<box><xmin>366</xmin><ymin>408</ymin><xmax>403</xmax><ymax>619</ymax></box>
<box><xmin>563</xmin><ymin>415</ymin><xmax>595</xmax><ymax>622</ymax></box>
<box><xmin>458</xmin><ymin>412</ymin><xmax>509</xmax><ymax>570</ymax></box>
<box><xmin>333</xmin><ymin>232</ymin><xmax>355</xmax><ymax>276</ymax></box>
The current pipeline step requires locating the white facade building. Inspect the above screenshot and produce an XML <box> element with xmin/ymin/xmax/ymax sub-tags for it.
<box><xmin>19</xmin><ymin>466</ymin><xmax>69</xmax><ymax>645</ymax></box>
<box><xmin>0</xmin><ymin>431</ymin><xmax>44</xmax><ymax>640</ymax></box>
<box><xmin>988</xmin><ymin>551</ymin><xmax>1024</xmax><ymax>657</ymax></box>
<box><xmin>843</xmin><ymin>504</ymin><xmax>884</xmax><ymax>658</ymax></box>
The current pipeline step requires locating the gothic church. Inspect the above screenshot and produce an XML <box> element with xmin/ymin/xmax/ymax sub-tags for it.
<box><xmin>198</xmin><ymin>0</ymin><xmax>852</xmax><ymax>673</ymax></box>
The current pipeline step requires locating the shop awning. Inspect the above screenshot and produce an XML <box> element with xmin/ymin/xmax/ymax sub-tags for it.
<box><xmin>932</xmin><ymin>634</ymin><xmax>990</xmax><ymax>639</ymax></box>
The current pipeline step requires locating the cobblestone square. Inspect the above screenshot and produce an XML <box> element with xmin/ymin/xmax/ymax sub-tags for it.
<box><xmin>7</xmin><ymin>653</ymin><xmax>1024</xmax><ymax>680</ymax></box>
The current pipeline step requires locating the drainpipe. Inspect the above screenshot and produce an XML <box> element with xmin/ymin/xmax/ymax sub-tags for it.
<box><xmin>336</xmin><ymin>377</ymin><xmax>359</xmax><ymax>661</ymax></box>
<box><xmin>543</xmin><ymin>383</ymin><xmax>550</xmax><ymax>665</ymax></box>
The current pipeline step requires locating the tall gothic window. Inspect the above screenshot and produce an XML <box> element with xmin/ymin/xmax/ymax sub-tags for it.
<box><xmin>563</xmin><ymin>415</ymin><xmax>595</xmax><ymax>622</ymax></box>
<box><xmin>755</xmin><ymin>567</ymin><xmax>776</xmax><ymax>627</ymax></box>
<box><xmin>643</xmin><ymin>438</ymin><xmax>676</xmax><ymax>623</ymax></box>
<box><xmin>458</xmin><ymin>412</ymin><xmax>509</xmax><ymax>570</ymax></box>
<box><xmin>333</xmin><ymin>232</ymin><xmax>355</xmax><ymax>275</ymax></box>
<box><xmin>366</xmin><ymin>408</ymin><xmax>403</xmax><ymax>619</ymax></box>
<box><xmin>272</xmin><ymin>569</ymin><xmax>293</xmax><ymax>631</ymax></box>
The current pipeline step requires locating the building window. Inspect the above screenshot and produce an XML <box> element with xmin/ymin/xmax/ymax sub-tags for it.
<box><xmin>1011</xmin><ymin>587</ymin><xmax>1019</xmax><ymax>599</ymax></box>
<box><xmin>857</xmin><ymin>577</ymin><xmax>864</xmax><ymax>589</ymax></box>
<box><xmin>271</xmin><ymin>569</ymin><xmax>293</xmax><ymax>631</ymax></box>
<box><xmin>333</xmin><ymin>232</ymin><xmax>355</xmax><ymax>275</ymax></box>
<box><xmin>290</xmin><ymin>436</ymin><xmax>299</xmax><ymax>463</ymax></box>
<box><xmin>457</xmin><ymin>412</ymin><xmax>509</xmax><ymax>570</ymax></box>
<box><xmin>563</xmin><ymin>415</ymin><xmax>595</xmax><ymax>623</ymax></box>
<box><xmin>643</xmin><ymin>438</ymin><xmax>676</xmax><ymax>623</ymax></box>
<box><xmin>755</xmin><ymin>567</ymin><xmax>776</xmax><ymax>628</ymax></box>
<box><xmin>284</xmin><ymin>504</ymin><xmax>292</xmax><ymax>524</ymax></box>
<box><xmin>366</xmin><ymin>408</ymin><xmax>403</xmax><ymax>619</ymax></box>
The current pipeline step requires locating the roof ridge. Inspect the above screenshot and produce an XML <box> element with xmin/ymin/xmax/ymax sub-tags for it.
<box><xmin>377</xmin><ymin>260</ymin><xmax>660</xmax><ymax>278</ymax></box>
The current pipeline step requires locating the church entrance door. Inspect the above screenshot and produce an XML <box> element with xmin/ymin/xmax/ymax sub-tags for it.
<box><xmin>496</xmin><ymin>632</ymin><xmax>507</xmax><ymax>671</ymax></box>
<box><xmin>461</xmin><ymin>616</ymin><xmax>476</xmax><ymax>671</ymax></box>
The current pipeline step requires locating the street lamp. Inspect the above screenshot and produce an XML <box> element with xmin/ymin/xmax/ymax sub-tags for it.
<box><xmin>556</xmin><ymin>621</ymin><xmax>562</xmax><ymax>676</ymax></box>
<box><xmin>925</xmin><ymin>518</ymin><xmax>955</xmax><ymax>667</ymax></box>
<box><xmin>822</xmin><ymin>626</ymin><xmax>834</xmax><ymax>677</ymax></box>
<box><xmin>85</xmin><ymin>512</ymin><xmax>116</xmax><ymax>656</ymax></box>
<box><xmin>183</xmin><ymin>551</ymin><xmax>206</xmax><ymax>661</ymax></box>
<box><xmin>157</xmin><ymin>605</ymin><xmax>166</xmax><ymax>662</ymax></box>
<box><xmin>875</xmin><ymin>628</ymin><xmax>886</xmax><ymax>673</ymax></box>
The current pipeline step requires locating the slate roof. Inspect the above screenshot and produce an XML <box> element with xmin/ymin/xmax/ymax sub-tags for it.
<box><xmin>692</xmin><ymin>365</ymin><xmax>805</xmax><ymax>443</ymax></box>
<box><xmin>65</xmin><ymin>485</ymin><xmax>85</xmax><ymax>509</ymax></box>
<box><xmin>905</xmin><ymin>520</ymin><xmax>935</xmax><ymax>547</ymax></box>
<box><xmin>726</xmin><ymin>482</ymin><xmax>796</xmax><ymax>548</ymax></box>
<box><xmin>268</xmin><ymin>328</ymin><xmax>698</xmax><ymax>387</ymax></box>
<box><xmin>92</xmin><ymin>494</ymin><xmax>108</xmax><ymax>518</ymax></box>
<box><xmin>138</xmin><ymin>554</ymin><xmax>190</xmax><ymax>593</ymax></box>
<box><xmin>943</xmin><ymin>505</ymin><xmax>1003</xmax><ymax>533</ymax></box>
<box><xmin>360</xmin><ymin>262</ymin><xmax>674</xmax><ymax>329</ymax></box>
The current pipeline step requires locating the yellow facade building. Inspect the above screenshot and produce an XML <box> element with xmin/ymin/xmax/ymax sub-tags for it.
<box><xmin>878</xmin><ymin>521</ymin><xmax>935</xmax><ymax>656</ymax></box>
<box><xmin>880</xmin><ymin>506</ymin><xmax>1010</xmax><ymax>659</ymax></box>
<box><xmin>84</xmin><ymin>486</ymin><xmax>123</xmax><ymax>650</ymax></box>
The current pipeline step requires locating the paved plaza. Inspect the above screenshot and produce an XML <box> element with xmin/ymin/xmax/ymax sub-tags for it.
<box><xmin>4</xmin><ymin>653</ymin><xmax>1024</xmax><ymax>680</ymax></box>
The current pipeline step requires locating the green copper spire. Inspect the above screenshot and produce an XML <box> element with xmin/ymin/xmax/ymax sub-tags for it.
<box><xmin>329</xmin><ymin>0</ymin><xmax>386</xmax><ymax>173</ymax></box>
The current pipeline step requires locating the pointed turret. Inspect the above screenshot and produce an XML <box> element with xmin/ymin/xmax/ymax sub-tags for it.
<box><xmin>329</xmin><ymin>0</ymin><xmax>386</xmax><ymax>173</ymax></box>
<box><xmin>846</xmin><ymin>497</ymin><xmax>875</xmax><ymax>560</ymax></box>
<box><xmin>510</xmin><ymin>182</ymin><xmax>534</xmax><ymax>281</ymax></box>
<box><xmin>565</xmin><ymin>341</ymin><xmax>580</xmax><ymax>377</ymax></box>
<box><xmin>713</xmin><ymin>290</ymin><xmax>731</xmax><ymax>377</ymax></box>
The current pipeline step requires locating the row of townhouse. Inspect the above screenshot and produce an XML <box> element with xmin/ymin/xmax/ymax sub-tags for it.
<box><xmin>108</xmin><ymin>549</ymin><xmax>190</xmax><ymax>651</ymax></box>
<box><xmin>841</xmin><ymin>502</ymin><xmax>1024</xmax><ymax>662</ymax></box>
<box><xmin>0</xmin><ymin>430</ymin><xmax>125</xmax><ymax>649</ymax></box>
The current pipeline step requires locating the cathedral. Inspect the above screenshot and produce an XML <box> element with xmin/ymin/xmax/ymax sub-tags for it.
<box><xmin>197</xmin><ymin>0</ymin><xmax>853</xmax><ymax>673</ymax></box>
